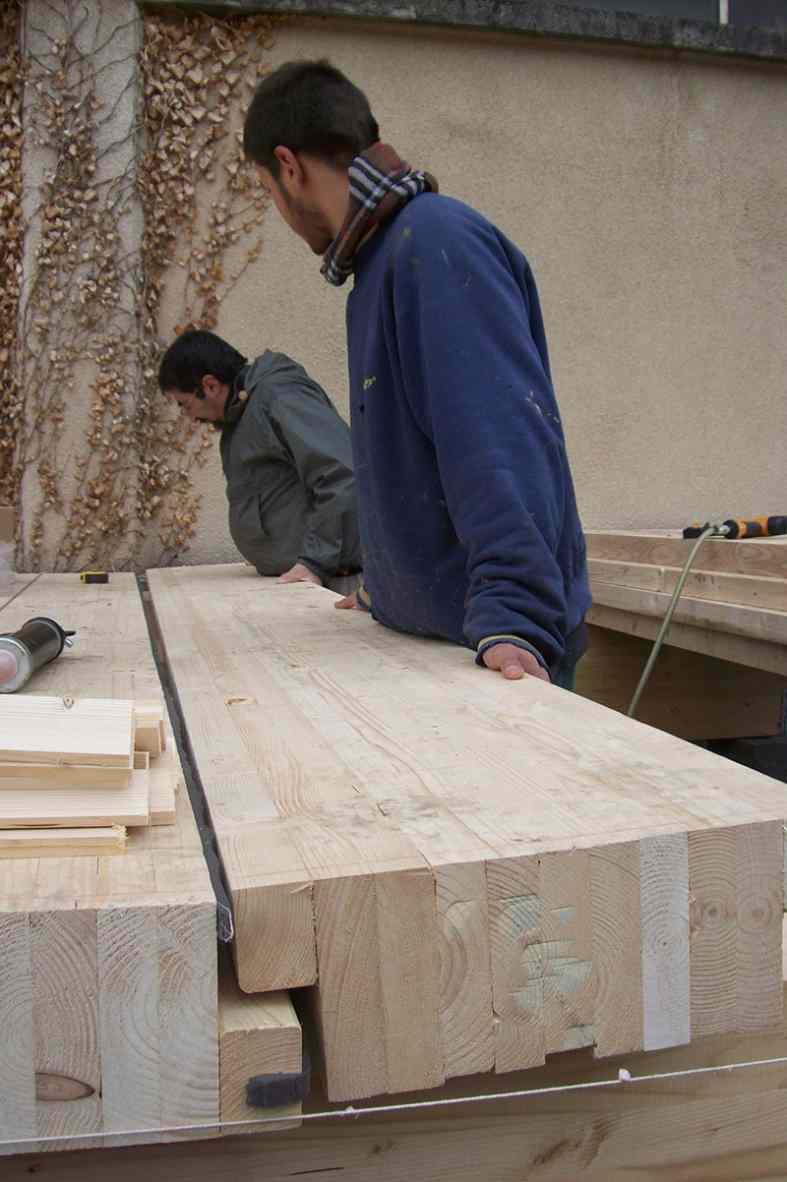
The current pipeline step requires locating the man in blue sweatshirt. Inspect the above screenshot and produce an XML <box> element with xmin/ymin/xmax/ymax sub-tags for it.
<box><xmin>243</xmin><ymin>61</ymin><xmax>591</xmax><ymax>685</ymax></box>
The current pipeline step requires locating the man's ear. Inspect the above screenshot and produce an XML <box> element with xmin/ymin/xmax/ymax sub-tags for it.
<box><xmin>201</xmin><ymin>374</ymin><xmax>221</xmax><ymax>399</ymax></box>
<box><xmin>273</xmin><ymin>145</ymin><xmax>304</xmax><ymax>186</ymax></box>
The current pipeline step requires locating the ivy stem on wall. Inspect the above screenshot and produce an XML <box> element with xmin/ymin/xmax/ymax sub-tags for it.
<box><xmin>8</xmin><ymin>1</ymin><xmax>277</xmax><ymax>571</ymax></box>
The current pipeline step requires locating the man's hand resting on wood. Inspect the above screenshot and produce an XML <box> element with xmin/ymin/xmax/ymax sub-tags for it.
<box><xmin>335</xmin><ymin>591</ymin><xmax>358</xmax><ymax>609</ymax></box>
<box><xmin>278</xmin><ymin>563</ymin><xmax>322</xmax><ymax>586</ymax></box>
<box><xmin>481</xmin><ymin>643</ymin><xmax>550</xmax><ymax>682</ymax></box>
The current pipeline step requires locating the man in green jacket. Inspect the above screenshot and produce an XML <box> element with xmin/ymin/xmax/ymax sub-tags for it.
<box><xmin>158</xmin><ymin>329</ymin><xmax>361</xmax><ymax>588</ymax></box>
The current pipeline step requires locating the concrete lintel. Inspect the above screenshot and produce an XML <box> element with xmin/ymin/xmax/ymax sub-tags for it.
<box><xmin>147</xmin><ymin>0</ymin><xmax>787</xmax><ymax>64</ymax></box>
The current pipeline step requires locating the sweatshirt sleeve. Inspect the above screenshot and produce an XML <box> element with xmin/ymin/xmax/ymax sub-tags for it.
<box><xmin>267</xmin><ymin>381</ymin><xmax>357</xmax><ymax>578</ymax></box>
<box><xmin>390</xmin><ymin>207</ymin><xmax>569</xmax><ymax>669</ymax></box>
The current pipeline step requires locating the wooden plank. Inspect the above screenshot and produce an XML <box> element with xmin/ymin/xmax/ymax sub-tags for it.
<box><xmin>589</xmin><ymin>557</ymin><xmax>787</xmax><ymax>611</ymax></box>
<box><xmin>218</xmin><ymin>964</ymin><xmax>301</xmax><ymax>1134</ymax></box>
<box><xmin>0</xmin><ymin>913</ymin><xmax>35</xmax><ymax>1149</ymax></box>
<box><xmin>589</xmin><ymin>580</ymin><xmax>787</xmax><ymax>646</ymax></box>
<box><xmin>487</xmin><ymin>856</ymin><xmax>545</xmax><ymax>1072</ymax></box>
<box><xmin>587</xmin><ymin>601</ymin><xmax>787</xmax><ymax>676</ymax></box>
<box><xmin>148</xmin><ymin>564</ymin><xmax>787</xmax><ymax>1102</ymax></box>
<box><xmin>576</xmin><ymin>624</ymin><xmax>787</xmax><ymax>740</ymax></box>
<box><xmin>435</xmin><ymin>862</ymin><xmax>494</xmax><ymax>1077</ymax></box>
<box><xmin>591</xmin><ymin>841</ymin><xmax>643</xmax><ymax>1058</ymax></box>
<box><xmin>0</xmin><ymin>573</ymin><xmax>217</xmax><ymax>1155</ymax></box>
<box><xmin>735</xmin><ymin>821</ymin><xmax>783</xmax><ymax>1033</ymax></box>
<box><xmin>149</xmin><ymin>767</ymin><xmax>177</xmax><ymax>827</ymax></box>
<box><xmin>134</xmin><ymin>702</ymin><xmax>164</xmax><ymax>758</ymax></box>
<box><xmin>0</xmin><ymin>770</ymin><xmax>149</xmax><ymax>828</ymax></box>
<box><xmin>313</xmin><ymin>855</ymin><xmax>443</xmax><ymax>1100</ymax></box>
<box><xmin>0</xmin><ymin>762</ymin><xmax>131</xmax><ymax>787</ymax></box>
<box><xmin>97</xmin><ymin>906</ymin><xmax>161</xmax><ymax>1145</ymax></box>
<box><xmin>540</xmin><ymin>850</ymin><xmax>595</xmax><ymax>1056</ymax></box>
<box><xmin>0</xmin><ymin>695</ymin><xmax>134</xmax><ymax>767</ymax></box>
<box><xmin>0</xmin><ymin>827</ymin><xmax>126</xmax><ymax>858</ymax></box>
<box><xmin>689</xmin><ymin>828</ymin><xmax>737</xmax><ymax>1038</ymax></box>
<box><xmin>158</xmin><ymin>903</ymin><xmax>218</xmax><ymax>1143</ymax></box>
<box><xmin>31</xmin><ymin>909</ymin><xmax>101</xmax><ymax>1146</ymax></box>
<box><xmin>313</xmin><ymin>873</ymin><xmax>387</xmax><ymax>1100</ymax></box>
<box><xmin>640</xmin><ymin>833</ymin><xmax>690</xmax><ymax>1050</ymax></box>
<box><xmin>586</xmin><ymin>529</ymin><xmax>787</xmax><ymax>578</ymax></box>
<box><xmin>374</xmin><ymin>867</ymin><xmax>443</xmax><ymax>1095</ymax></box>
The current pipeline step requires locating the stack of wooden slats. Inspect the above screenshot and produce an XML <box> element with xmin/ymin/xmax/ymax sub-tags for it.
<box><xmin>585</xmin><ymin>530</ymin><xmax>787</xmax><ymax>676</ymax></box>
<box><xmin>0</xmin><ymin>694</ymin><xmax>177</xmax><ymax>857</ymax></box>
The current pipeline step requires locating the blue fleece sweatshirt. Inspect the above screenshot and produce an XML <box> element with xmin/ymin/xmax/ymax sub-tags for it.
<box><xmin>346</xmin><ymin>193</ymin><xmax>591</xmax><ymax>675</ymax></box>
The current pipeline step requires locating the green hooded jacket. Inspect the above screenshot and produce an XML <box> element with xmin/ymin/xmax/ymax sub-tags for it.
<box><xmin>219</xmin><ymin>350</ymin><xmax>361</xmax><ymax>579</ymax></box>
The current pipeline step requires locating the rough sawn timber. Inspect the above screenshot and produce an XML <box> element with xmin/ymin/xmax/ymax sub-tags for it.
<box><xmin>148</xmin><ymin>564</ymin><xmax>787</xmax><ymax>1103</ymax></box>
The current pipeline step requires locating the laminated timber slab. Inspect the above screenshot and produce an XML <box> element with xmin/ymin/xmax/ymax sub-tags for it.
<box><xmin>148</xmin><ymin>564</ymin><xmax>787</xmax><ymax>1103</ymax></box>
<box><xmin>0</xmin><ymin>575</ymin><xmax>217</xmax><ymax>1155</ymax></box>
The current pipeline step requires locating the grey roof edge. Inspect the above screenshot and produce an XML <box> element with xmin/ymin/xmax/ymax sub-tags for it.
<box><xmin>151</xmin><ymin>0</ymin><xmax>787</xmax><ymax>63</ymax></box>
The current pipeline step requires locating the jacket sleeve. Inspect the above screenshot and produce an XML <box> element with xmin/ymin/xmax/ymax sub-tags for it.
<box><xmin>267</xmin><ymin>381</ymin><xmax>358</xmax><ymax>578</ymax></box>
<box><xmin>390</xmin><ymin>209</ymin><xmax>569</xmax><ymax>669</ymax></box>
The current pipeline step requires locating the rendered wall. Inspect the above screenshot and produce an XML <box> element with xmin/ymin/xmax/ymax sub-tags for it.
<box><xmin>180</xmin><ymin>19</ymin><xmax>787</xmax><ymax>565</ymax></box>
<box><xmin>20</xmin><ymin>12</ymin><xmax>787</xmax><ymax>565</ymax></box>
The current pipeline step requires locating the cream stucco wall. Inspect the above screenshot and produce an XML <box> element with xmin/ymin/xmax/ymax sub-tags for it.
<box><xmin>20</xmin><ymin>9</ymin><xmax>781</xmax><ymax>568</ymax></box>
<box><xmin>178</xmin><ymin>18</ymin><xmax>787</xmax><ymax>566</ymax></box>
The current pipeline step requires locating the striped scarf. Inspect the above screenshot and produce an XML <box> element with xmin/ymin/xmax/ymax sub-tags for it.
<box><xmin>321</xmin><ymin>143</ymin><xmax>438</xmax><ymax>287</ymax></box>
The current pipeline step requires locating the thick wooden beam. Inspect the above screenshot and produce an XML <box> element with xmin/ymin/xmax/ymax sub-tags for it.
<box><xmin>219</xmin><ymin>964</ymin><xmax>302</xmax><ymax>1134</ymax></box>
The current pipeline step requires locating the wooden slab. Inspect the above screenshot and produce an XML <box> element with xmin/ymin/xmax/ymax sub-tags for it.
<box><xmin>588</xmin><ymin>557</ymin><xmax>787</xmax><ymax>611</ymax></box>
<box><xmin>0</xmin><ymin>768</ymin><xmax>150</xmax><ymax>828</ymax></box>
<box><xmin>149</xmin><ymin>564</ymin><xmax>787</xmax><ymax>1103</ymax></box>
<box><xmin>134</xmin><ymin>702</ymin><xmax>165</xmax><ymax>757</ymax></box>
<box><xmin>586</xmin><ymin>529</ymin><xmax>787</xmax><ymax>578</ymax></box>
<box><xmin>576</xmin><ymin>624</ymin><xmax>787</xmax><ymax>740</ymax></box>
<box><xmin>0</xmin><ymin>574</ymin><xmax>217</xmax><ymax>1155</ymax></box>
<box><xmin>0</xmin><ymin>827</ymin><xmax>126</xmax><ymax>859</ymax></box>
<box><xmin>148</xmin><ymin>755</ymin><xmax>178</xmax><ymax>827</ymax></box>
<box><xmin>0</xmin><ymin>695</ymin><xmax>134</xmax><ymax>767</ymax></box>
<box><xmin>218</xmin><ymin>962</ymin><xmax>302</xmax><ymax>1134</ymax></box>
<box><xmin>0</xmin><ymin>763</ymin><xmax>131</xmax><ymax>787</ymax></box>
<box><xmin>589</xmin><ymin>582</ymin><xmax>787</xmax><ymax>647</ymax></box>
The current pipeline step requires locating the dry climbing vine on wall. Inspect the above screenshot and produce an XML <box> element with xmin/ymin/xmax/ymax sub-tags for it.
<box><xmin>136</xmin><ymin>9</ymin><xmax>276</xmax><ymax>561</ymax></box>
<box><xmin>0</xmin><ymin>2</ymin><xmax>24</xmax><ymax>510</ymax></box>
<box><xmin>18</xmin><ymin>0</ymin><xmax>142</xmax><ymax>568</ymax></box>
<box><xmin>14</xmin><ymin>2</ymin><xmax>278</xmax><ymax>570</ymax></box>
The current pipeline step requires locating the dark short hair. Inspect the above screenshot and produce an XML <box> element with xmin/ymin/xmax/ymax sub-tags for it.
<box><xmin>158</xmin><ymin>330</ymin><xmax>246</xmax><ymax>395</ymax></box>
<box><xmin>243</xmin><ymin>59</ymin><xmax>379</xmax><ymax>176</ymax></box>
